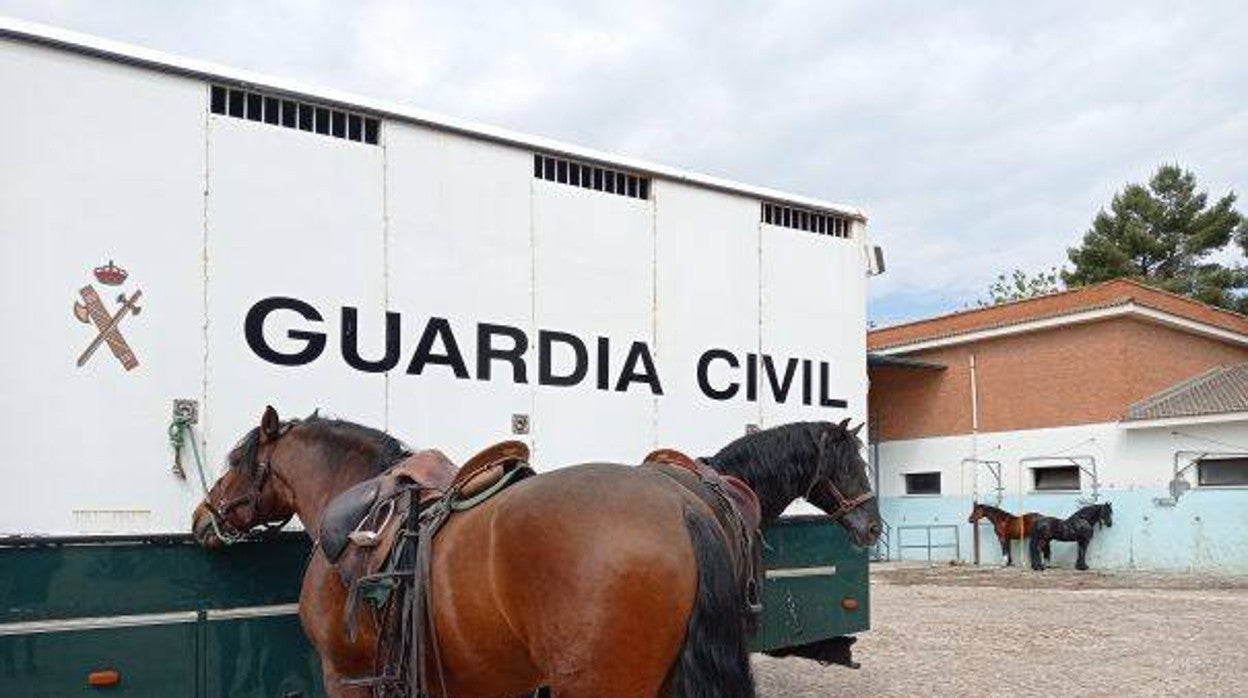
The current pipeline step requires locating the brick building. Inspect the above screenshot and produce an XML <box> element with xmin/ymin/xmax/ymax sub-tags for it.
<box><xmin>868</xmin><ymin>279</ymin><xmax>1248</xmax><ymax>571</ymax></box>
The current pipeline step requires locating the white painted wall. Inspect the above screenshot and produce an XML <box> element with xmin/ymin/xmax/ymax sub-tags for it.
<box><xmin>0</xmin><ymin>41</ymin><xmax>206</xmax><ymax>535</ymax></box>
<box><xmin>204</xmin><ymin>116</ymin><xmax>388</xmax><ymax>467</ymax></box>
<box><xmin>653</xmin><ymin>181</ymin><xmax>761</xmax><ymax>454</ymax></box>
<box><xmin>384</xmin><ymin>124</ymin><xmax>534</xmax><ymax>458</ymax></box>
<box><xmin>876</xmin><ymin>420</ymin><xmax>1248</xmax><ymax>571</ymax></box>
<box><xmin>530</xmin><ymin>175</ymin><xmax>657</xmax><ymax>466</ymax></box>
<box><xmin>878</xmin><ymin>420</ymin><xmax>1248</xmax><ymax>500</ymax></box>
<box><xmin>0</xmin><ymin>37</ymin><xmax>870</xmax><ymax>535</ymax></box>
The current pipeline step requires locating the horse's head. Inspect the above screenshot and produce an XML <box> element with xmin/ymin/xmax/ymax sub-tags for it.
<box><xmin>192</xmin><ymin>405</ymin><xmax>298</xmax><ymax>548</ymax></box>
<box><xmin>967</xmin><ymin>502</ymin><xmax>984</xmax><ymax>524</ymax></box>
<box><xmin>1099</xmin><ymin>502</ymin><xmax>1113</xmax><ymax>528</ymax></box>
<box><xmin>803</xmin><ymin>420</ymin><xmax>882</xmax><ymax>548</ymax></box>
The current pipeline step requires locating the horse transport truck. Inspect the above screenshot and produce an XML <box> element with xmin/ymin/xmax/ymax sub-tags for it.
<box><xmin>1</xmin><ymin>18</ymin><xmax>882</xmax><ymax>697</ymax></box>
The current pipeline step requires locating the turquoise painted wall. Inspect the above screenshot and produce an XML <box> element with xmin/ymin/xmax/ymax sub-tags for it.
<box><xmin>881</xmin><ymin>488</ymin><xmax>1248</xmax><ymax>573</ymax></box>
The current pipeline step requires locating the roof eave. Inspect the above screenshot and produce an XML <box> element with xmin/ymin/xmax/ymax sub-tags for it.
<box><xmin>0</xmin><ymin>16</ymin><xmax>867</xmax><ymax>222</ymax></box>
<box><xmin>867</xmin><ymin>353</ymin><xmax>947</xmax><ymax>370</ymax></box>
<box><xmin>872</xmin><ymin>302</ymin><xmax>1248</xmax><ymax>355</ymax></box>
<box><xmin>1120</xmin><ymin>411</ymin><xmax>1248</xmax><ymax>430</ymax></box>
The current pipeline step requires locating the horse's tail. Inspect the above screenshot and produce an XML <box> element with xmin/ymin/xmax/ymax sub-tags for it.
<box><xmin>669</xmin><ymin>505</ymin><xmax>755</xmax><ymax>698</ymax></box>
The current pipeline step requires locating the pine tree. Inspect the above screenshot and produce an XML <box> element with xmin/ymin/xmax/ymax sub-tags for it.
<box><xmin>1064</xmin><ymin>165</ymin><xmax>1247</xmax><ymax>310</ymax></box>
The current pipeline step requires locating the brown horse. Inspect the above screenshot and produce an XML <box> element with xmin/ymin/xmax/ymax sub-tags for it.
<box><xmin>967</xmin><ymin>502</ymin><xmax>1042</xmax><ymax>566</ymax></box>
<box><xmin>192</xmin><ymin>409</ymin><xmax>879</xmax><ymax>698</ymax></box>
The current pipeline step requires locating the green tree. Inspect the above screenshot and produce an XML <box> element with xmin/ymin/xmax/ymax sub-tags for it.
<box><xmin>978</xmin><ymin>267</ymin><xmax>1063</xmax><ymax>306</ymax></box>
<box><xmin>1064</xmin><ymin>165</ymin><xmax>1248</xmax><ymax>310</ymax></box>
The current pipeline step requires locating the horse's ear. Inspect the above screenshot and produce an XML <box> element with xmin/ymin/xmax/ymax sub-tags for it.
<box><xmin>260</xmin><ymin>405</ymin><xmax>280</xmax><ymax>439</ymax></box>
<box><xmin>838</xmin><ymin>417</ymin><xmax>851</xmax><ymax>430</ymax></box>
<box><xmin>849</xmin><ymin>422</ymin><xmax>864</xmax><ymax>437</ymax></box>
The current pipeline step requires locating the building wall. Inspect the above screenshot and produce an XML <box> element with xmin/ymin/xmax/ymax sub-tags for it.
<box><xmin>1121</xmin><ymin>320</ymin><xmax>1248</xmax><ymax>403</ymax></box>
<box><xmin>875</xmin><ymin>420</ymin><xmax>1248</xmax><ymax>572</ymax></box>
<box><xmin>870</xmin><ymin>317</ymin><xmax>1248</xmax><ymax>442</ymax></box>
<box><xmin>1</xmin><ymin>37</ymin><xmax>866</xmax><ymax>535</ymax></box>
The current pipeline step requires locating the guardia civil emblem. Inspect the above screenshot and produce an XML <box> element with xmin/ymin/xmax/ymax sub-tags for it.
<box><xmin>73</xmin><ymin>260</ymin><xmax>143</xmax><ymax>371</ymax></box>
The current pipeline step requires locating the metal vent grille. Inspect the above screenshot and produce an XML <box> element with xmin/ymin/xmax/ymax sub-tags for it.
<box><xmin>762</xmin><ymin>202</ymin><xmax>852</xmax><ymax>238</ymax></box>
<box><xmin>534</xmin><ymin>154</ymin><xmax>650</xmax><ymax>200</ymax></box>
<box><xmin>209</xmin><ymin>85</ymin><xmax>380</xmax><ymax>145</ymax></box>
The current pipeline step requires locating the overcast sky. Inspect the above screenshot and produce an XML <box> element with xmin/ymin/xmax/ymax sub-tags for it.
<box><xmin>4</xmin><ymin>1</ymin><xmax>1245</xmax><ymax>325</ymax></box>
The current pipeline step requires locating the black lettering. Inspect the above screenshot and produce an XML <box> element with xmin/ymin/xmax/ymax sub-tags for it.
<box><xmin>407</xmin><ymin>317</ymin><xmax>469</xmax><ymax>378</ymax></box>
<box><xmin>762</xmin><ymin>355</ymin><xmax>799</xmax><ymax>403</ymax></box>
<box><xmin>245</xmin><ymin>296</ymin><xmax>326</xmax><ymax>366</ymax></box>
<box><xmin>802</xmin><ymin>358</ymin><xmax>813</xmax><ymax>405</ymax></box>
<box><xmin>597</xmin><ymin>337</ymin><xmax>610</xmax><ymax>390</ymax></box>
<box><xmin>476</xmin><ymin>323</ymin><xmax>528</xmax><ymax>383</ymax></box>
<box><xmin>746</xmin><ymin>353</ymin><xmax>758</xmax><ymax>402</ymax></box>
<box><xmin>697</xmin><ymin>349</ymin><xmax>740</xmax><ymax>400</ymax></box>
<box><xmin>615</xmin><ymin>342</ymin><xmax>664</xmax><ymax>395</ymax></box>
<box><xmin>819</xmin><ymin>362</ymin><xmax>848</xmax><ymax>408</ymax></box>
<box><xmin>539</xmin><ymin>330</ymin><xmax>588</xmax><ymax>386</ymax></box>
<box><xmin>341</xmin><ymin>307</ymin><xmax>400</xmax><ymax>373</ymax></box>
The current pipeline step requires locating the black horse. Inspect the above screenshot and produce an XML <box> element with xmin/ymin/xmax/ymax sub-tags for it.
<box><xmin>1029</xmin><ymin>503</ymin><xmax>1113</xmax><ymax>571</ymax></box>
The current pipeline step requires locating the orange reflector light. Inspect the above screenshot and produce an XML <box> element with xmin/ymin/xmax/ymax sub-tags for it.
<box><xmin>87</xmin><ymin>670</ymin><xmax>121</xmax><ymax>687</ymax></box>
<box><xmin>841</xmin><ymin>597</ymin><xmax>859</xmax><ymax>612</ymax></box>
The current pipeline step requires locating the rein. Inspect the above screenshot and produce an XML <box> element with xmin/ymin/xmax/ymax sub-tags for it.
<box><xmin>809</xmin><ymin>429</ymin><xmax>875</xmax><ymax>520</ymax></box>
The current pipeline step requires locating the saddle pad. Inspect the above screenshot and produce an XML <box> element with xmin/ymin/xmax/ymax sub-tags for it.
<box><xmin>719</xmin><ymin>475</ymin><xmax>762</xmax><ymax>533</ymax></box>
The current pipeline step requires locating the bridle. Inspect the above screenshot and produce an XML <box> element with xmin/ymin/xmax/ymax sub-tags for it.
<box><xmin>807</xmin><ymin>428</ymin><xmax>875</xmax><ymax>520</ymax></box>
<box><xmin>204</xmin><ymin>423</ymin><xmax>297</xmax><ymax>544</ymax></box>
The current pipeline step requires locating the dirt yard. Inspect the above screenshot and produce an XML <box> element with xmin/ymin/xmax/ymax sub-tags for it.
<box><xmin>754</xmin><ymin>562</ymin><xmax>1248</xmax><ymax>697</ymax></box>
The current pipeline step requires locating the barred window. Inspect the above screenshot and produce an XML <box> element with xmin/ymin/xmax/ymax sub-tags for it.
<box><xmin>209</xmin><ymin>85</ymin><xmax>380</xmax><ymax>145</ymax></box>
<box><xmin>761</xmin><ymin>201</ymin><xmax>852</xmax><ymax>238</ymax></box>
<box><xmin>534</xmin><ymin>154</ymin><xmax>650</xmax><ymax>200</ymax></box>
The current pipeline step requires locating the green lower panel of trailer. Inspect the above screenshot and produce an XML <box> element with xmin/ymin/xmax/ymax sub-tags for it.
<box><xmin>0</xmin><ymin>517</ymin><xmax>867</xmax><ymax>696</ymax></box>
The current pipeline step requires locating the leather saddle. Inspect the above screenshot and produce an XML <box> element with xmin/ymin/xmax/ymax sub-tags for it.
<box><xmin>642</xmin><ymin>448</ymin><xmax>762</xmax><ymax>532</ymax></box>
<box><xmin>320</xmin><ymin>440</ymin><xmax>533</xmax><ymax>567</ymax></box>
<box><xmin>325</xmin><ymin>440</ymin><xmax>533</xmax><ymax>693</ymax></box>
<box><xmin>641</xmin><ymin>448</ymin><xmax>764</xmax><ymax>622</ymax></box>
<box><xmin>320</xmin><ymin>449</ymin><xmax>457</xmax><ymax>564</ymax></box>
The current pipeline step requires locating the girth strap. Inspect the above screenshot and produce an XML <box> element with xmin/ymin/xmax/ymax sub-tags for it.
<box><xmin>411</xmin><ymin>498</ymin><xmax>451</xmax><ymax>698</ymax></box>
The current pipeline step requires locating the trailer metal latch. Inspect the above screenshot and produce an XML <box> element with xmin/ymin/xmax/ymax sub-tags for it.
<box><xmin>512</xmin><ymin>414</ymin><xmax>530</xmax><ymax>435</ymax></box>
<box><xmin>173</xmin><ymin>399</ymin><xmax>199</xmax><ymax>425</ymax></box>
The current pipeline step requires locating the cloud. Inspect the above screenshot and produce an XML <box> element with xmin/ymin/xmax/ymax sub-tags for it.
<box><xmin>3</xmin><ymin>0</ymin><xmax>1244</xmax><ymax>325</ymax></box>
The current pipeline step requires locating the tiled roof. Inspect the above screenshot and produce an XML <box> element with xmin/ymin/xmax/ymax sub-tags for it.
<box><xmin>1124</xmin><ymin>363</ymin><xmax>1248</xmax><ymax>421</ymax></box>
<box><xmin>869</xmin><ymin>279</ymin><xmax>1248</xmax><ymax>351</ymax></box>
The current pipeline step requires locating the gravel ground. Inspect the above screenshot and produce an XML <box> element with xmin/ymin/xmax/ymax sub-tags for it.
<box><xmin>754</xmin><ymin>562</ymin><xmax>1248</xmax><ymax>697</ymax></box>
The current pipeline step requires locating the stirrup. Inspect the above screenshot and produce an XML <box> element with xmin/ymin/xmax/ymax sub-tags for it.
<box><xmin>348</xmin><ymin>499</ymin><xmax>395</xmax><ymax>548</ymax></box>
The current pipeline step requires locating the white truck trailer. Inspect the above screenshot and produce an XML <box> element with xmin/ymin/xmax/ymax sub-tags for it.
<box><xmin>0</xmin><ymin>18</ymin><xmax>879</xmax><ymax>697</ymax></box>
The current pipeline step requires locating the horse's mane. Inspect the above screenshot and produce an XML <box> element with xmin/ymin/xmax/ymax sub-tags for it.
<box><xmin>703</xmin><ymin>421</ymin><xmax>834</xmax><ymax>507</ymax></box>
<box><xmin>1072</xmin><ymin>502</ymin><xmax>1111</xmax><ymax>523</ymax></box>
<box><xmin>973</xmin><ymin>503</ymin><xmax>1015</xmax><ymax>519</ymax></box>
<box><xmin>230</xmin><ymin>412</ymin><xmax>410</xmax><ymax>474</ymax></box>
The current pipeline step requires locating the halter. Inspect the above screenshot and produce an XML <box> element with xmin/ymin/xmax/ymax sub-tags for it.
<box><xmin>807</xmin><ymin>428</ymin><xmax>875</xmax><ymax>520</ymax></box>
<box><xmin>204</xmin><ymin>423</ymin><xmax>296</xmax><ymax>543</ymax></box>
